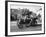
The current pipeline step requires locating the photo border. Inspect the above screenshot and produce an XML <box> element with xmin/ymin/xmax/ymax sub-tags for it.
<box><xmin>5</xmin><ymin>1</ymin><xmax>45</xmax><ymax>36</ymax></box>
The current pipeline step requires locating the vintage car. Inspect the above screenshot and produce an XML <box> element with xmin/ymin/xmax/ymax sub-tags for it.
<box><xmin>17</xmin><ymin>15</ymin><xmax>38</xmax><ymax>29</ymax></box>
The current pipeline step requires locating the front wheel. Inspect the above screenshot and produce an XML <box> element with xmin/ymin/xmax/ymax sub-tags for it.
<box><xmin>18</xmin><ymin>24</ymin><xmax>23</xmax><ymax>29</ymax></box>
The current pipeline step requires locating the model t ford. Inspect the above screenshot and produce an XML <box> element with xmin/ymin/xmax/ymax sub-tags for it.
<box><xmin>17</xmin><ymin>12</ymin><xmax>38</xmax><ymax>29</ymax></box>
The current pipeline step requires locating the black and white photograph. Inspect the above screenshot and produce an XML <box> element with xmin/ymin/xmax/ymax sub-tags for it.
<box><xmin>6</xmin><ymin>1</ymin><xmax>45</xmax><ymax>36</ymax></box>
<box><xmin>10</xmin><ymin>5</ymin><xmax>42</xmax><ymax>32</ymax></box>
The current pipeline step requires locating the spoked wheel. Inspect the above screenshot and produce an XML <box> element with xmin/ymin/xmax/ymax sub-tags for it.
<box><xmin>18</xmin><ymin>24</ymin><xmax>23</xmax><ymax>29</ymax></box>
<box><xmin>31</xmin><ymin>21</ymin><xmax>37</xmax><ymax>26</ymax></box>
<box><xmin>26</xmin><ymin>24</ymin><xmax>30</xmax><ymax>28</ymax></box>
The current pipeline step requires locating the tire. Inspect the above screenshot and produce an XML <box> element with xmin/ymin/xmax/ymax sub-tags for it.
<box><xmin>18</xmin><ymin>24</ymin><xmax>23</xmax><ymax>29</ymax></box>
